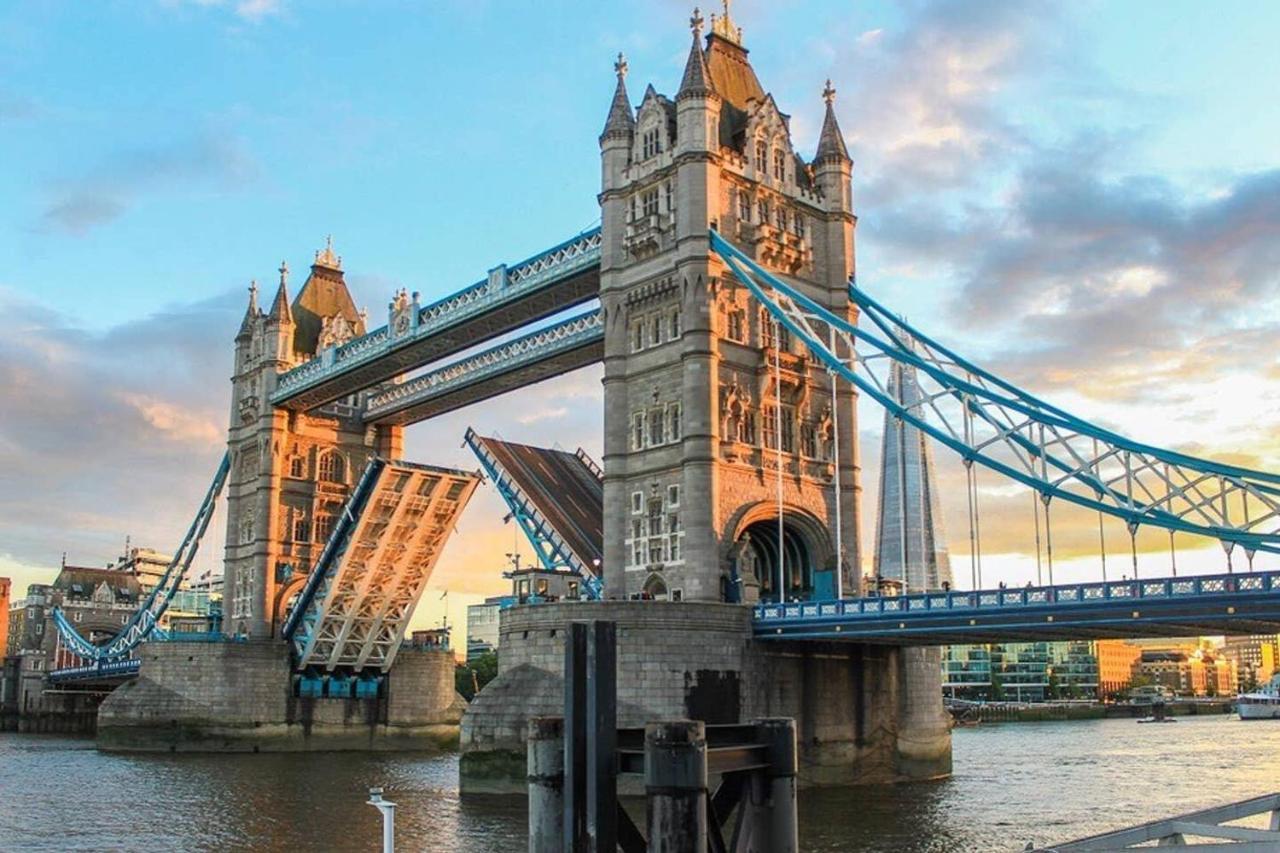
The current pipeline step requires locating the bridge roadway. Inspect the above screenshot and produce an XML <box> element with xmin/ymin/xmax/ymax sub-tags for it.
<box><xmin>754</xmin><ymin>570</ymin><xmax>1280</xmax><ymax>645</ymax></box>
<box><xmin>271</xmin><ymin>228</ymin><xmax>602</xmax><ymax>412</ymax></box>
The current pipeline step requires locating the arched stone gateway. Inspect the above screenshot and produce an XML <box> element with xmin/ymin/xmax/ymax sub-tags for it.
<box><xmin>728</xmin><ymin>503</ymin><xmax>832</xmax><ymax>602</ymax></box>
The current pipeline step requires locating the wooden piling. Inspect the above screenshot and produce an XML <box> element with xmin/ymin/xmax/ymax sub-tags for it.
<box><xmin>645</xmin><ymin>720</ymin><xmax>708</xmax><ymax>853</ymax></box>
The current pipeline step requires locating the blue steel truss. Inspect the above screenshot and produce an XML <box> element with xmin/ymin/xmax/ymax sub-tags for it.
<box><xmin>272</xmin><ymin>228</ymin><xmax>603</xmax><ymax>407</ymax></box>
<box><xmin>709</xmin><ymin>229</ymin><xmax>1280</xmax><ymax>558</ymax></box>
<box><xmin>754</xmin><ymin>570</ymin><xmax>1280</xmax><ymax>644</ymax></box>
<box><xmin>362</xmin><ymin>308</ymin><xmax>603</xmax><ymax>424</ymax></box>
<box><xmin>280</xmin><ymin>457</ymin><xmax>384</xmax><ymax>643</ymax></box>
<box><xmin>464</xmin><ymin>428</ymin><xmax>603</xmax><ymax>600</ymax></box>
<box><xmin>47</xmin><ymin>658</ymin><xmax>142</xmax><ymax>683</ymax></box>
<box><xmin>51</xmin><ymin>452</ymin><xmax>230</xmax><ymax>663</ymax></box>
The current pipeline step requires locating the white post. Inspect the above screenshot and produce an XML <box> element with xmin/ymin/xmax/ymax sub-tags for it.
<box><xmin>367</xmin><ymin>787</ymin><xmax>396</xmax><ymax>853</ymax></box>
<box><xmin>774</xmin><ymin>321</ymin><xmax>786</xmax><ymax>601</ymax></box>
<box><xmin>829</xmin><ymin>325</ymin><xmax>843</xmax><ymax>601</ymax></box>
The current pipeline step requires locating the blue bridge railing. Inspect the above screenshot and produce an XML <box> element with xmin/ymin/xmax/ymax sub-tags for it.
<box><xmin>754</xmin><ymin>570</ymin><xmax>1280</xmax><ymax>643</ymax></box>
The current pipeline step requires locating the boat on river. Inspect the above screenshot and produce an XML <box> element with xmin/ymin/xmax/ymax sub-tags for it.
<box><xmin>1238</xmin><ymin>674</ymin><xmax>1280</xmax><ymax>720</ymax></box>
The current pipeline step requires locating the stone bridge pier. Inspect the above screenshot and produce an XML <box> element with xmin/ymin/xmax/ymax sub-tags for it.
<box><xmin>459</xmin><ymin>601</ymin><xmax>951</xmax><ymax>792</ymax></box>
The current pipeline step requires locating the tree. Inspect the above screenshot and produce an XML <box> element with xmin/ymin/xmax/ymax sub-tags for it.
<box><xmin>991</xmin><ymin>672</ymin><xmax>1005</xmax><ymax>702</ymax></box>
<box><xmin>455</xmin><ymin>651</ymin><xmax>499</xmax><ymax>702</ymax></box>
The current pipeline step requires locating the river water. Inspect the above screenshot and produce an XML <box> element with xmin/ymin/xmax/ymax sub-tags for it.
<box><xmin>3</xmin><ymin>716</ymin><xmax>1278</xmax><ymax>852</ymax></box>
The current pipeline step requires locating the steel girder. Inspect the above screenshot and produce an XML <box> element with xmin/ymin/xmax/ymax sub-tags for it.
<box><xmin>709</xmin><ymin>229</ymin><xmax>1280</xmax><ymax>558</ymax></box>
<box><xmin>287</xmin><ymin>459</ymin><xmax>479</xmax><ymax>673</ymax></box>
<box><xmin>272</xmin><ymin>229</ymin><xmax>602</xmax><ymax>411</ymax></box>
<box><xmin>464</xmin><ymin>428</ymin><xmax>604</xmax><ymax>600</ymax></box>
<box><xmin>51</xmin><ymin>452</ymin><xmax>230</xmax><ymax>663</ymax></box>
<box><xmin>362</xmin><ymin>308</ymin><xmax>604</xmax><ymax>426</ymax></box>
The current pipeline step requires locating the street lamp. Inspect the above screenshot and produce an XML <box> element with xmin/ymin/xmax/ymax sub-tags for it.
<box><xmin>367</xmin><ymin>786</ymin><xmax>396</xmax><ymax>853</ymax></box>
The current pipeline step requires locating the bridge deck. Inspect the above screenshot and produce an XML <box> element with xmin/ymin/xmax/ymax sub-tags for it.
<box><xmin>271</xmin><ymin>229</ymin><xmax>601</xmax><ymax>411</ymax></box>
<box><xmin>287</xmin><ymin>459</ymin><xmax>479</xmax><ymax>672</ymax></box>
<box><xmin>755</xmin><ymin>571</ymin><xmax>1280</xmax><ymax>645</ymax></box>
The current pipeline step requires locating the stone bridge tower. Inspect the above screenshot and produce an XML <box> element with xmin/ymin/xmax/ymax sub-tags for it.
<box><xmin>223</xmin><ymin>242</ymin><xmax>403</xmax><ymax>639</ymax></box>
<box><xmin>599</xmin><ymin>8</ymin><xmax>860</xmax><ymax>603</ymax></box>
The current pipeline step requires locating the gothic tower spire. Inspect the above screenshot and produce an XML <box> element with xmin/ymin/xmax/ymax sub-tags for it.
<box><xmin>267</xmin><ymin>261</ymin><xmax>292</xmax><ymax>325</ymax></box>
<box><xmin>815</xmin><ymin>79</ymin><xmax>850</xmax><ymax>163</ymax></box>
<box><xmin>677</xmin><ymin>8</ymin><xmax>713</xmax><ymax>100</ymax></box>
<box><xmin>237</xmin><ymin>280</ymin><xmax>259</xmax><ymax>340</ymax></box>
<box><xmin>601</xmin><ymin>52</ymin><xmax>636</xmax><ymax>141</ymax></box>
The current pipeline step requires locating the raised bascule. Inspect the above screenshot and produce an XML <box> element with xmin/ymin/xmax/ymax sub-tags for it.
<box><xmin>46</xmin><ymin>5</ymin><xmax>1280</xmax><ymax>784</ymax></box>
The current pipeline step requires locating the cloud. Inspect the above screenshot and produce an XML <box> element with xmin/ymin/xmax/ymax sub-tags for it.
<box><xmin>0</xmin><ymin>287</ymin><xmax>236</xmax><ymax>571</ymax></box>
<box><xmin>37</xmin><ymin>133</ymin><xmax>258</xmax><ymax>236</ymax></box>
<box><xmin>160</xmin><ymin>0</ymin><xmax>284</xmax><ymax>23</ymax></box>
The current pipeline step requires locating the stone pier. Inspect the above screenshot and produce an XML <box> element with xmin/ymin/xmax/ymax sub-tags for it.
<box><xmin>97</xmin><ymin>640</ymin><xmax>464</xmax><ymax>752</ymax></box>
<box><xmin>459</xmin><ymin>601</ymin><xmax>951</xmax><ymax>792</ymax></box>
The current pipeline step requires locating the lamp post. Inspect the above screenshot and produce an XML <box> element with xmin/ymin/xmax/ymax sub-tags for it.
<box><xmin>367</xmin><ymin>787</ymin><xmax>396</xmax><ymax>853</ymax></box>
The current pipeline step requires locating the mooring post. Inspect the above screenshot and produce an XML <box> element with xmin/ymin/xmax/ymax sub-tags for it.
<box><xmin>645</xmin><ymin>720</ymin><xmax>708</xmax><ymax>853</ymax></box>
<box><xmin>527</xmin><ymin>716</ymin><xmax>565</xmax><ymax>853</ymax></box>
<box><xmin>564</xmin><ymin>622</ymin><xmax>589</xmax><ymax>850</ymax></box>
<box><xmin>586</xmin><ymin>620</ymin><xmax>618</xmax><ymax>853</ymax></box>
<box><xmin>753</xmin><ymin>718</ymin><xmax>799</xmax><ymax>853</ymax></box>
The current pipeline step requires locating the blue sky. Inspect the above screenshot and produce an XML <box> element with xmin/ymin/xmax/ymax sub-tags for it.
<box><xmin>3</xmin><ymin>1</ymin><xmax>1280</xmax><ymax>619</ymax></box>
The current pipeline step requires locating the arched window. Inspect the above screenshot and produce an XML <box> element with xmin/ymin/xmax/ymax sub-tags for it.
<box><xmin>318</xmin><ymin>452</ymin><xmax>344</xmax><ymax>483</ymax></box>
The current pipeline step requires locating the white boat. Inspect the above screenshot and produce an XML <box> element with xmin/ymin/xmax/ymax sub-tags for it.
<box><xmin>1237</xmin><ymin>674</ymin><xmax>1280</xmax><ymax>720</ymax></box>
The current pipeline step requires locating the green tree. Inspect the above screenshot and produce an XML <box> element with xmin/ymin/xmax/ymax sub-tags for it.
<box><xmin>455</xmin><ymin>651</ymin><xmax>499</xmax><ymax>702</ymax></box>
<box><xmin>1046</xmin><ymin>671</ymin><xmax>1061</xmax><ymax>700</ymax></box>
<box><xmin>991</xmin><ymin>672</ymin><xmax>1005</xmax><ymax>702</ymax></box>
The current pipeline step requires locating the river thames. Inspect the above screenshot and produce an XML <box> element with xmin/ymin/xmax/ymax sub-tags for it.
<box><xmin>3</xmin><ymin>715</ymin><xmax>1278</xmax><ymax>851</ymax></box>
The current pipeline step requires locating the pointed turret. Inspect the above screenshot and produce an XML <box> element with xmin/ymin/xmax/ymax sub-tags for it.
<box><xmin>237</xmin><ymin>280</ymin><xmax>259</xmax><ymax>340</ymax></box>
<box><xmin>600</xmin><ymin>53</ymin><xmax>635</xmax><ymax>141</ymax></box>
<box><xmin>815</xmin><ymin>80</ymin><xmax>850</xmax><ymax>163</ymax></box>
<box><xmin>677</xmin><ymin>9</ymin><xmax>713</xmax><ymax>100</ymax></box>
<box><xmin>267</xmin><ymin>262</ymin><xmax>292</xmax><ymax>325</ymax></box>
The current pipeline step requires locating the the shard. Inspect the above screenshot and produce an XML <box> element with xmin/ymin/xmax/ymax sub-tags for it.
<box><xmin>873</xmin><ymin>357</ymin><xmax>953</xmax><ymax>593</ymax></box>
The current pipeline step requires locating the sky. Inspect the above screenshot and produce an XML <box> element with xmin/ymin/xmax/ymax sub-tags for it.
<box><xmin>2</xmin><ymin>1</ymin><xmax>1280</xmax><ymax>634</ymax></box>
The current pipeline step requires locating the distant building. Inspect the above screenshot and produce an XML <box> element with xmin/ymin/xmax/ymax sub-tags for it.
<box><xmin>7</xmin><ymin>584</ymin><xmax>52</xmax><ymax>656</ymax></box>
<box><xmin>873</xmin><ymin>359</ymin><xmax>952</xmax><ymax>593</ymax></box>
<box><xmin>1134</xmin><ymin>648</ymin><xmax>1238</xmax><ymax>697</ymax></box>
<box><xmin>410</xmin><ymin>627</ymin><xmax>451</xmax><ymax>649</ymax></box>
<box><xmin>466</xmin><ymin>596</ymin><xmax>508</xmax><ymax>661</ymax></box>
<box><xmin>943</xmin><ymin>641</ymin><xmax>1098</xmax><ymax>701</ymax></box>
<box><xmin>106</xmin><ymin>546</ymin><xmax>174</xmax><ymax>593</ymax></box>
<box><xmin>0</xmin><ymin>578</ymin><xmax>9</xmax><ymax>660</ymax></box>
<box><xmin>1096</xmin><ymin>639</ymin><xmax>1143</xmax><ymax>697</ymax></box>
<box><xmin>1221</xmin><ymin>635</ymin><xmax>1278</xmax><ymax>690</ymax></box>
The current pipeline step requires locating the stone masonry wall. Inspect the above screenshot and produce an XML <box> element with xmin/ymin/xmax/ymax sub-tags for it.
<box><xmin>459</xmin><ymin>601</ymin><xmax>951</xmax><ymax>791</ymax></box>
<box><xmin>98</xmin><ymin>640</ymin><xmax>461</xmax><ymax>752</ymax></box>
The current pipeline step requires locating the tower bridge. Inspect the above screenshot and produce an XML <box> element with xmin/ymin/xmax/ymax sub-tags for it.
<box><xmin>37</xmin><ymin>4</ymin><xmax>1280</xmax><ymax>784</ymax></box>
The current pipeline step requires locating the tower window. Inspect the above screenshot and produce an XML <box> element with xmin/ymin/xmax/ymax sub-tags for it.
<box><xmin>669</xmin><ymin>310</ymin><xmax>681</xmax><ymax>339</ymax></box>
<box><xmin>738</xmin><ymin>191</ymin><xmax>751</xmax><ymax>223</ymax></box>
<box><xmin>314</xmin><ymin>514</ymin><xmax>334</xmax><ymax>542</ymax></box>
<box><xmin>642</xmin><ymin>189</ymin><xmax>659</xmax><ymax>218</ymax></box>
<box><xmin>757</xmin><ymin>198</ymin><xmax>770</xmax><ymax>224</ymax></box>
<box><xmin>726</xmin><ymin>309</ymin><xmax>745</xmax><ymax>343</ymax></box>
<box><xmin>795</xmin><ymin>215</ymin><xmax>806</xmax><ymax>239</ymax></box>
<box><xmin>763</xmin><ymin>405</ymin><xmax>778</xmax><ymax>450</ymax></box>
<box><xmin>668</xmin><ymin>484</ymin><xmax>680</xmax><ymax>506</ymax></box>
<box><xmin>632</xmin><ymin>491</ymin><xmax>643</xmax><ymax>514</ymax></box>
<box><xmin>632</xmin><ymin>519</ymin><xmax>643</xmax><ymax>540</ymax></box>
<box><xmin>664</xmin><ymin>181</ymin><xmax>674</xmax><ymax>216</ymax></box>
<box><xmin>668</xmin><ymin>403</ymin><xmax>682</xmax><ymax>441</ymax></box>
<box><xmin>773</xmin><ymin>148</ymin><xmax>786</xmax><ymax>181</ymax></box>
<box><xmin>318</xmin><ymin>452</ymin><xmax>344</xmax><ymax>484</ymax></box>
<box><xmin>649</xmin><ymin>409</ymin><xmax>666</xmax><ymax>445</ymax></box>
<box><xmin>780</xmin><ymin>406</ymin><xmax>796</xmax><ymax>453</ymax></box>
<box><xmin>293</xmin><ymin>516</ymin><xmax>311</xmax><ymax>543</ymax></box>
<box><xmin>776</xmin><ymin>206</ymin><xmax>787</xmax><ymax>231</ymax></box>
<box><xmin>633</xmin><ymin>413</ymin><xmax>645</xmax><ymax>449</ymax></box>
<box><xmin>289</xmin><ymin>456</ymin><xmax>304</xmax><ymax>478</ymax></box>
<box><xmin>801</xmin><ymin>423</ymin><xmax>817</xmax><ymax>458</ymax></box>
<box><xmin>669</xmin><ymin>535</ymin><xmax>681</xmax><ymax>562</ymax></box>
<box><xmin>650</xmin><ymin>316</ymin><xmax>662</xmax><ymax>346</ymax></box>
<box><xmin>755</xmin><ymin>139</ymin><xmax>767</xmax><ymax>172</ymax></box>
<box><xmin>642</xmin><ymin>127</ymin><xmax>662</xmax><ymax>159</ymax></box>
